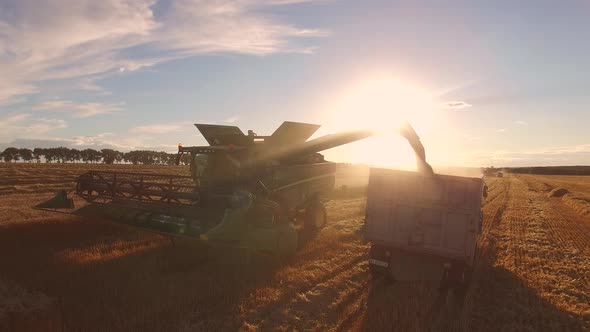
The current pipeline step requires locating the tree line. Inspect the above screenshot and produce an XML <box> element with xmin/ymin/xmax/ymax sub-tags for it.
<box><xmin>0</xmin><ymin>147</ymin><xmax>190</xmax><ymax>165</ymax></box>
<box><xmin>504</xmin><ymin>166</ymin><xmax>590</xmax><ymax>176</ymax></box>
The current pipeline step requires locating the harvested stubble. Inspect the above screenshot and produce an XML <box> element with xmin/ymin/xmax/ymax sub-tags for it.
<box><xmin>1</xmin><ymin>164</ymin><xmax>590</xmax><ymax>331</ymax></box>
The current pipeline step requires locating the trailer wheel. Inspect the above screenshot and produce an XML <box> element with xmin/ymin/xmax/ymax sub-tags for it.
<box><xmin>305</xmin><ymin>198</ymin><xmax>327</xmax><ymax>231</ymax></box>
<box><xmin>454</xmin><ymin>266</ymin><xmax>473</xmax><ymax>300</ymax></box>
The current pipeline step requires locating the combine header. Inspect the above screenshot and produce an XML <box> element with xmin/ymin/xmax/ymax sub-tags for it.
<box><xmin>38</xmin><ymin>121</ymin><xmax>432</xmax><ymax>258</ymax></box>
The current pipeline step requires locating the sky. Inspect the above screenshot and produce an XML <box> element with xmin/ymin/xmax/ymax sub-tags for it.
<box><xmin>0</xmin><ymin>0</ymin><xmax>589</xmax><ymax>167</ymax></box>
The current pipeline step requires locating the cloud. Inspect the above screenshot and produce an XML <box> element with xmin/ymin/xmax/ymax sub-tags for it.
<box><xmin>471</xmin><ymin>144</ymin><xmax>590</xmax><ymax>166</ymax></box>
<box><xmin>513</xmin><ymin>120</ymin><xmax>528</xmax><ymax>126</ymax></box>
<box><xmin>0</xmin><ymin>125</ymin><xmax>180</xmax><ymax>151</ymax></box>
<box><xmin>223</xmin><ymin>115</ymin><xmax>240</xmax><ymax>123</ymax></box>
<box><xmin>69</xmin><ymin>135</ymin><xmax>135</xmax><ymax>149</ymax></box>
<box><xmin>23</xmin><ymin>118</ymin><xmax>67</xmax><ymax>134</ymax></box>
<box><xmin>2</xmin><ymin>137</ymin><xmax>177</xmax><ymax>152</ymax></box>
<box><xmin>0</xmin><ymin>113</ymin><xmax>31</xmax><ymax>125</ymax></box>
<box><xmin>33</xmin><ymin>99</ymin><xmax>123</xmax><ymax>117</ymax></box>
<box><xmin>129</xmin><ymin>123</ymin><xmax>184</xmax><ymax>134</ymax></box>
<box><xmin>0</xmin><ymin>81</ymin><xmax>38</xmax><ymax>106</ymax></box>
<box><xmin>0</xmin><ymin>0</ymin><xmax>324</xmax><ymax>104</ymax></box>
<box><xmin>440</xmin><ymin>101</ymin><xmax>472</xmax><ymax>110</ymax></box>
<box><xmin>0</xmin><ymin>113</ymin><xmax>67</xmax><ymax>142</ymax></box>
<box><xmin>157</xmin><ymin>0</ymin><xmax>325</xmax><ymax>55</ymax></box>
<box><xmin>0</xmin><ymin>115</ymin><xmax>195</xmax><ymax>151</ymax></box>
<box><xmin>496</xmin><ymin>128</ymin><xmax>506</xmax><ymax>132</ymax></box>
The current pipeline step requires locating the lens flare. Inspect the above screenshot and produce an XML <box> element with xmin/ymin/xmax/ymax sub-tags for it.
<box><xmin>318</xmin><ymin>76</ymin><xmax>439</xmax><ymax>168</ymax></box>
<box><xmin>324</xmin><ymin>77</ymin><xmax>436</xmax><ymax>133</ymax></box>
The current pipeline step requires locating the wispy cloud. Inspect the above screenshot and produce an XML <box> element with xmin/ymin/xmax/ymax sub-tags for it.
<box><xmin>3</xmin><ymin>137</ymin><xmax>178</xmax><ymax>152</ymax></box>
<box><xmin>0</xmin><ymin>113</ymin><xmax>67</xmax><ymax>142</ymax></box>
<box><xmin>432</xmin><ymin>79</ymin><xmax>481</xmax><ymax>98</ymax></box>
<box><xmin>129</xmin><ymin>123</ymin><xmax>184</xmax><ymax>134</ymax></box>
<box><xmin>496</xmin><ymin>128</ymin><xmax>506</xmax><ymax>132</ymax></box>
<box><xmin>440</xmin><ymin>100</ymin><xmax>472</xmax><ymax>110</ymax></box>
<box><xmin>0</xmin><ymin>0</ymin><xmax>324</xmax><ymax>105</ymax></box>
<box><xmin>23</xmin><ymin>118</ymin><xmax>67</xmax><ymax>133</ymax></box>
<box><xmin>223</xmin><ymin>115</ymin><xmax>240</xmax><ymax>123</ymax></box>
<box><xmin>0</xmin><ymin>115</ymin><xmax>195</xmax><ymax>150</ymax></box>
<box><xmin>0</xmin><ymin>124</ymin><xmax>179</xmax><ymax>151</ymax></box>
<box><xmin>0</xmin><ymin>113</ymin><xmax>31</xmax><ymax>125</ymax></box>
<box><xmin>33</xmin><ymin>99</ymin><xmax>124</xmax><ymax>117</ymax></box>
<box><xmin>513</xmin><ymin>120</ymin><xmax>528</xmax><ymax>126</ymax></box>
<box><xmin>471</xmin><ymin>144</ymin><xmax>590</xmax><ymax>166</ymax></box>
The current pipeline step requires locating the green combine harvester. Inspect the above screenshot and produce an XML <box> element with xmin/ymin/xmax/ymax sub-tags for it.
<box><xmin>37</xmin><ymin>121</ymin><xmax>432</xmax><ymax>258</ymax></box>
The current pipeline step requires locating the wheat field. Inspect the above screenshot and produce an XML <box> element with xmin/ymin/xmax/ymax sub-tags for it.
<box><xmin>1</xmin><ymin>163</ymin><xmax>589</xmax><ymax>331</ymax></box>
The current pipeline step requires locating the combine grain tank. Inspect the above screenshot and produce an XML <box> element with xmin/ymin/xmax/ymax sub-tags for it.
<box><xmin>365</xmin><ymin>168</ymin><xmax>484</xmax><ymax>290</ymax></box>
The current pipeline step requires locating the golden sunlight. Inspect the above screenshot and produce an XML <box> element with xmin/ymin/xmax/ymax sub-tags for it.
<box><xmin>318</xmin><ymin>76</ymin><xmax>439</xmax><ymax>168</ymax></box>
<box><xmin>326</xmin><ymin>77</ymin><xmax>436</xmax><ymax>132</ymax></box>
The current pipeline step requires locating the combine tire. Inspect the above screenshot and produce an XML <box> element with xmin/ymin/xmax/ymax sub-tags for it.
<box><xmin>305</xmin><ymin>198</ymin><xmax>327</xmax><ymax>231</ymax></box>
<box><xmin>277</xmin><ymin>224</ymin><xmax>299</xmax><ymax>260</ymax></box>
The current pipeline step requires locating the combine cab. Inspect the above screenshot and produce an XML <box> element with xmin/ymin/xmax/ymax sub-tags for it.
<box><xmin>37</xmin><ymin>121</ymin><xmax>432</xmax><ymax>258</ymax></box>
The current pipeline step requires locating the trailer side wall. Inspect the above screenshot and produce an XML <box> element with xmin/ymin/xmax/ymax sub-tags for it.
<box><xmin>365</xmin><ymin>168</ymin><xmax>483</xmax><ymax>267</ymax></box>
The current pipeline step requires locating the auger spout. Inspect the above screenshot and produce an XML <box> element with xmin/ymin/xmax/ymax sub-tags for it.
<box><xmin>254</xmin><ymin>122</ymin><xmax>432</xmax><ymax>174</ymax></box>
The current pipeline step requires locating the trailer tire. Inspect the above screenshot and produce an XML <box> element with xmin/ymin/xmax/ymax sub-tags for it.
<box><xmin>369</xmin><ymin>264</ymin><xmax>395</xmax><ymax>284</ymax></box>
<box><xmin>454</xmin><ymin>266</ymin><xmax>473</xmax><ymax>300</ymax></box>
<box><xmin>305</xmin><ymin>198</ymin><xmax>327</xmax><ymax>231</ymax></box>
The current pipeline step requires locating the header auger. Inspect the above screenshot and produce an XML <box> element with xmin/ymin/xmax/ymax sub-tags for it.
<box><xmin>37</xmin><ymin>121</ymin><xmax>432</xmax><ymax>259</ymax></box>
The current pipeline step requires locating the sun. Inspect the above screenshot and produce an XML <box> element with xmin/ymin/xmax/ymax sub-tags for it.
<box><xmin>325</xmin><ymin>76</ymin><xmax>436</xmax><ymax>132</ymax></box>
<box><xmin>318</xmin><ymin>76</ymin><xmax>438</xmax><ymax>168</ymax></box>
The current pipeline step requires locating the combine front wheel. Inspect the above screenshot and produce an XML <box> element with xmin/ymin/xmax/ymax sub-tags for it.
<box><xmin>305</xmin><ymin>196</ymin><xmax>327</xmax><ymax>231</ymax></box>
<box><xmin>276</xmin><ymin>223</ymin><xmax>299</xmax><ymax>260</ymax></box>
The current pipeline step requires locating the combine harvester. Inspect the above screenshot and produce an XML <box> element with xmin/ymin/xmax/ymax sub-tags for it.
<box><xmin>37</xmin><ymin>121</ymin><xmax>434</xmax><ymax>259</ymax></box>
<box><xmin>38</xmin><ymin>119</ymin><xmax>485</xmax><ymax>294</ymax></box>
<box><xmin>37</xmin><ymin>118</ymin><xmax>485</xmax><ymax>294</ymax></box>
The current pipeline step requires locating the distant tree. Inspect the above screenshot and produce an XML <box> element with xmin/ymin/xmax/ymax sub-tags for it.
<box><xmin>156</xmin><ymin>151</ymin><xmax>170</xmax><ymax>165</ymax></box>
<box><xmin>81</xmin><ymin>149</ymin><xmax>100</xmax><ymax>163</ymax></box>
<box><xmin>33</xmin><ymin>148</ymin><xmax>43</xmax><ymax>163</ymax></box>
<box><xmin>2</xmin><ymin>146</ymin><xmax>189</xmax><ymax>166</ymax></box>
<box><xmin>179</xmin><ymin>153</ymin><xmax>191</xmax><ymax>165</ymax></box>
<box><xmin>19</xmin><ymin>148</ymin><xmax>33</xmax><ymax>162</ymax></box>
<box><xmin>80</xmin><ymin>149</ymin><xmax>90</xmax><ymax>163</ymax></box>
<box><xmin>101</xmin><ymin>149</ymin><xmax>117</xmax><ymax>164</ymax></box>
<box><xmin>44</xmin><ymin>148</ymin><xmax>55</xmax><ymax>163</ymax></box>
<box><xmin>45</xmin><ymin>147</ymin><xmax>55</xmax><ymax>163</ymax></box>
<box><xmin>93</xmin><ymin>150</ymin><xmax>102</xmax><ymax>163</ymax></box>
<box><xmin>55</xmin><ymin>147</ymin><xmax>70</xmax><ymax>163</ymax></box>
<box><xmin>68</xmin><ymin>149</ymin><xmax>82</xmax><ymax>163</ymax></box>
<box><xmin>122</xmin><ymin>152</ymin><xmax>130</xmax><ymax>164</ymax></box>
<box><xmin>139</xmin><ymin>150</ymin><xmax>155</xmax><ymax>165</ymax></box>
<box><xmin>114</xmin><ymin>151</ymin><xmax>124</xmax><ymax>164</ymax></box>
<box><xmin>165</xmin><ymin>153</ymin><xmax>178</xmax><ymax>165</ymax></box>
<box><xmin>1</xmin><ymin>147</ymin><xmax>20</xmax><ymax>162</ymax></box>
<box><xmin>124</xmin><ymin>151</ymin><xmax>140</xmax><ymax>165</ymax></box>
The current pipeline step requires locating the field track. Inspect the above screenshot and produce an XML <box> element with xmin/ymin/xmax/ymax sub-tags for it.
<box><xmin>1</xmin><ymin>164</ymin><xmax>589</xmax><ymax>331</ymax></box>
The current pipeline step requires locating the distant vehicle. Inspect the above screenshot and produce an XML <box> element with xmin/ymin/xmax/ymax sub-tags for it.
<box><xmin>483</xmin><ymin>167</ymin><xmax>498</xmax><ymax>177</ymax></box>
<box><xmin>364</xmin><ymin>168</ymin><xmax>485</xmax><ymax>292</ymax></box>
<box><xmin>497</xmin><ymin>172</ymin><xmax>504</xmax><ymax>178</ymax></box>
